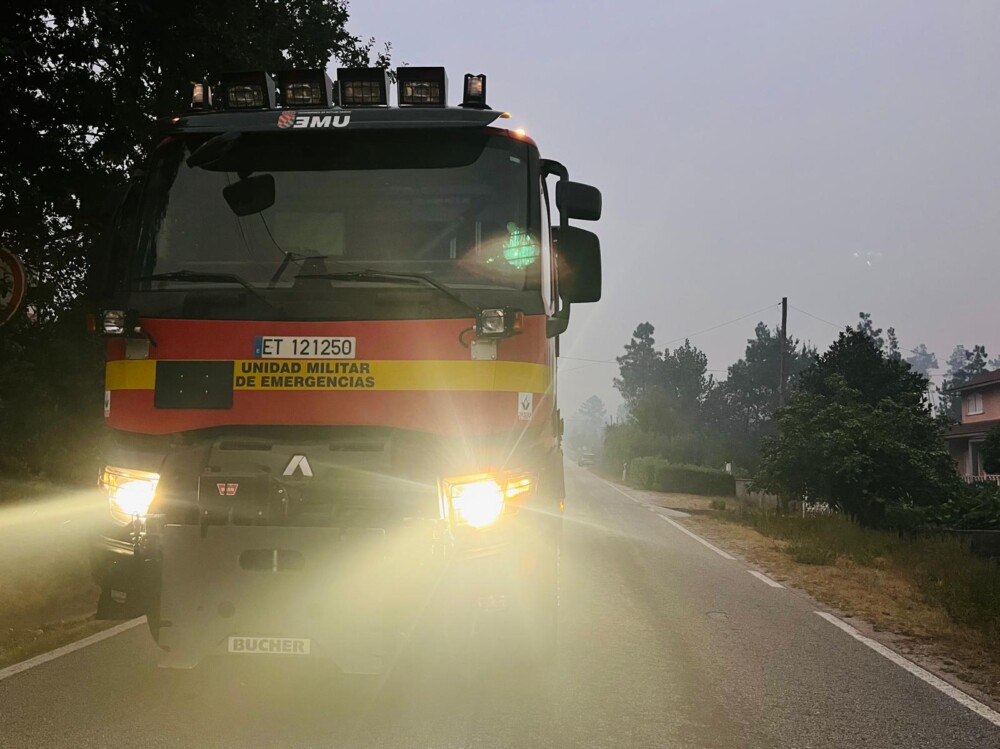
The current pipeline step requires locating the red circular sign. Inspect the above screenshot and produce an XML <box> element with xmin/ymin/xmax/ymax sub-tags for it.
<box><xmin>0</xmin><ymin>248</ymin><xmax>27</xmax><ymax>326</ymax></box>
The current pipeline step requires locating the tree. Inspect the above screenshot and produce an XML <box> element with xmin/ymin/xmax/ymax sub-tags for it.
<box><xmin>905</xmin><ymin>344</ymin><xmax>938</xmax><ymax>377</ymax></box>
<box><xmin>568</xmin><ymin>395</ymin><xmax>608</xmax><ymax>452</ymax></box>
<box><xmin>1</xmin><ymin>2</ymin><xmax>388</xmax><ymax>320</ymax></box>
<box><xmin>614</xmin><ymin>322</ymin><xmax>663</xmax><ymax>419</ymax></box>
<box><xmin>754</xmin><ymin>318</ymin><xmax>958</xmax><ymax>527</ymax></box>
<box><xmin>708</xmin><ymin>322</ymin><xmax>815</xmax><ymax>441</ymax></box>
<box><xmin>753</xmin><ymin>375</ymin><xmax>959</xmax><ymax>526</ymax></box>
<box><xmin>578</xmin><ymin>395</ymin><xmax>608</xmax><ymax>429</ymax></box>
<box><xmin>799</xmin><ymin>326</ymin><xmax>928</xmax><ymax>410</ymax></box>
<box><xmin>0</xmin><ymin>2</ymin><xmax>387</xmax><ymax>480</ymax></box>
<box><xmin>855</xmin><ymin>312</ymin><xmax>885</xmax><ymax>351</ymax></box>
<box><xmin>940</xmin><ymin>344</ymin><xmax>991</xmax><ymax>421</ymax></box>
<box><xmin>662</xmin><ymin>339</ymin><xmax>711</xmax><ymax>425</ymax></box>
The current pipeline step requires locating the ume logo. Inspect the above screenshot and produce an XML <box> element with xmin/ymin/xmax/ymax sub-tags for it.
<box><xmin>277</xmin><ymin>111</ymin><xmax>350</xmax><ymax>129</ymax></box>
<box><xmin>216</xmin><ymin>483</ymin><xmax>239</xmax><ymax>496</ymax></box>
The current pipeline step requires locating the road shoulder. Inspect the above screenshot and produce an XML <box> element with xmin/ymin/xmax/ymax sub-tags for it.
<box><xmin>601</xmin><ymin>476</ymin><xmax>1000</xmax><ymax>711</ymax></box>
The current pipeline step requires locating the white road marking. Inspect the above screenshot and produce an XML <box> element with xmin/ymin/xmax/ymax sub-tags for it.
<box><xmin>597</xmin><ymin>477</ymin><xmax>736</xmax><ymax>561</ymax></box>
<box><xmin>748</xmin><ymin>570</ymin><xmax>784</xmax><ymax>588</ymax></box>
<box><xmin>599</xmin><ymin>477</ymin><xmax>647</xmax><ymax>504</ymax></box>
<box><xmin>657</xmin><ymin>514</ymin><xmax>737</xmax><ymax>560</ymax></box>
<box><xmin>0</xmin><ymin>617</ymin><xmax>146</xmax><ymax>682</ymax></box>
<box><xmin>814</xmin><ymin>611</ymin><xmax>1000</xmax><ymax>729</ymax></box>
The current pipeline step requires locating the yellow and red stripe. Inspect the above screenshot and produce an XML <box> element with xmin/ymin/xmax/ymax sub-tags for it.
<box><xmin>105</xmin><ymin>316</ymin><xmax>555</xmax><ymax>437</ymax></box>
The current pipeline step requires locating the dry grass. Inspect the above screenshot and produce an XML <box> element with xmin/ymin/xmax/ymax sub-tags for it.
<box><xmin>643</xmin><ymin>491</ymin><xmax>1000</xmax><ymax>703</ymax></box>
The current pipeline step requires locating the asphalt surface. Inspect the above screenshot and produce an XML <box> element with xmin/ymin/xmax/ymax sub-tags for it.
<box><xmin>3</xmin><ymin>465</ymin><xmax>999</xmax><ymax>748</ymax></box>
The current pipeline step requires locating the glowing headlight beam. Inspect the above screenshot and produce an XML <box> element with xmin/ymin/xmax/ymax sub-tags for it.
<box><xmin>442</xmin><ymin>474</ymin><xmax>533</xmax><ymax>529</ymax></box>
<box><xmin>449</xmin><ymin>479</ymin><xmax>505</xmax><ymax>529</ymax></box>
<box><xmin>101</xmin><ymin>466</ymin><xmax>159</xmax><ymax>525</ymax></box>
<box><xmin>112</xmin><ymin>480</ymin><xmax>157</xmax><ymax>517</ymax></box>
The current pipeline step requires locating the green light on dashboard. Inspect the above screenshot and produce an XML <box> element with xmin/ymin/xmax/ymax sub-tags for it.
<box><xmin>502</xmin><ymin>222</ymin><xmax>539</xmax><ymax>269</ymax></box>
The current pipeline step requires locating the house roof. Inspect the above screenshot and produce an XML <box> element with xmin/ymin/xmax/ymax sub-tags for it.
<box><xmin>945</xmin><ymin>418</ymin><xmax>1000</xmax><ymax>439</ymax></box>
<box><xmin>941</xmin><ymin>369</ymin><xmax>1000</xmax><ymax>394</ymax></box>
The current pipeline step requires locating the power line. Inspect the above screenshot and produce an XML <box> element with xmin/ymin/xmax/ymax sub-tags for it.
<box><xmin>559</xmin><ymin>301</ymin><xmax>781</xmax><ymax>376</ymax></box>
<box><xmin>790</xmin><ymin>307</ymin><xmax>936</xmax><ymax>356</ymax></box>
<box><xmin>788</xmin><ymin>304</ymin><xmax>844</xmax><ymax>331</ymax></box>
<box><xmin>560</xmin><ymin>355</ymin><xmax>617</xmax><ymax>364</ymax></box>
<box><xmin>559</xmin><ymin>361</ymin><xmax>613</xmax><ymax>375</ymax></box>
<box><xmin>662</xmin><ymin>302</ymin><xmax>780</xmax><ymax>347</ymax></box>
<box><xmin>559</xmin><ymin>359</ymin><xmax>727</xmax><ymax>375</ymax></box>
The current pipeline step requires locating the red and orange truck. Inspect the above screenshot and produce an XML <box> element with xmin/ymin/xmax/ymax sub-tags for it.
<box><xmin>89</xmin><ymin>67</ymin><xmax>601</xmax><ymax>671</ymax></box>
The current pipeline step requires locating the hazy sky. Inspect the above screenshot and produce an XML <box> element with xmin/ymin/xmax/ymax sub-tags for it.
<box><xmin>347</xmin><ymin>1</ymin><xmax>1000</xmax><ymax>414</ymax></box>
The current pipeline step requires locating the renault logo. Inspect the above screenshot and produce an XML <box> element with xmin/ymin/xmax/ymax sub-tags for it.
<box><xmin>283</xmin><ymin>455</ymin><xmax>313</xmax><ymax>478</ymax></box>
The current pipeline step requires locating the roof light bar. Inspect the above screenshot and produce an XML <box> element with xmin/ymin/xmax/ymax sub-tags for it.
<box><xmin>190</xmin><ymin>81</ymin><xmax>212</xmax><ymax>110</ymax></box>
<box><xmin>397</xmin><ymin>66</ymin><xmax>447</xmax><ymax>107</ymax></box>
<box><xmin>219</xmin><ymin>72</ymin><xmax>276</xmax><ymax>110</ymax></box>
<box><xmin>461</xmin><ymin>73</ymin><xmax>488</xmax><ymax>109</ymax></box>
<box><xmin>278</xmin><ymin>69</ymin><xmax>334</xmax><ymax>107</ymax></box>
<box><xmin>337</xmin><ymin>67</ymin><xmax>389</xmax><ymax>107</ymax></box>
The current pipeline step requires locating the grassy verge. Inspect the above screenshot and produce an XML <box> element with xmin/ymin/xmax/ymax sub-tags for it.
<box><xmin>725</xmin><ymin>505</ymin><xmax>1000</xmax><ymax>642</ymax></box>
<box><xmin>641</xmin><ymin>490</ymin><xmax>1000</xmax><ymax>702</ymax></box>
<box><xmin>0</xmin><ymin>477</ymin><xmax>58</xmax><ymax>504</ymax></box>
<box><xmin>0</xmin><ymin>480</ymin><xmax>115</xmax><ymax>669</ymax></box>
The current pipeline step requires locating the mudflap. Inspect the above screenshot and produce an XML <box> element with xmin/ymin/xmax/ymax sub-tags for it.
<box><xmin>440</xmin><ymin>532</ymin><xmax>560</xmax><ymax>672</ymax></box>
<box><xmin>155</xmin><ymin>524</ymin><xmax>387</xmax><ymax>673</ymax></box>
<box><xmin>96</xmin><ymin>555</ymin><xmax>155</xmax><ymax>620</ymax></box>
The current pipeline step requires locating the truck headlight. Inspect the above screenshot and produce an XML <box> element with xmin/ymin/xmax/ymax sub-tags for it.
<box><xmin>100</xmin><ymin>466</ymin><xmax>160</xmax><ymax>525</ymax></box>
<box><xmin>441</xmin><ymin>474</ymin><xmax>532</xmax><ymax>529</ymax></box>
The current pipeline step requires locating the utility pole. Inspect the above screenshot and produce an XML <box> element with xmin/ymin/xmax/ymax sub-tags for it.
<box><xmin>778</xmin><ymin>297</ymin><xmax>788</xmax><ymax>408</ymax></box>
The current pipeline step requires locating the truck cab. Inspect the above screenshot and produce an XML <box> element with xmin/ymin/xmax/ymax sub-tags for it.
<box><xmin>90</xmin><ymin>67</ymin><xmax>601</xmax><ymax>671</ymax></box>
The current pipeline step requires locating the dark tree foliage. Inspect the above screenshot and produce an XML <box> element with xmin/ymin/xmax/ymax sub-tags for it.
<box><xmin>608</xmin><ymin>319</ymin><xmax>815</xmax><ymax>473</ymax></box>
<box><xmin>0</xmin><ymin>2</ymin><xmax>386</xmax><ymax>482</ymax></box>
<box><xmin>798</xmin><ymin>327</ymin><xmax>927</xmax><ymax>410</ymax></box>
<box><xmin>578</xmin><ymin>395</ymin><xmax>607</xmax><ymax>429</ymax></box>
<box><xmin>1</xmin><ymin>1</ymin><xmax>387</xmax><ymax>316</ymax></box>
<box><xmin>754</xmin><ymin>319</ymin><xmax>959</xmax><ymax>527</ymax></box>
<box><xmin>905</xmin><ymin>343</ymin><xmax>938</xmax><ymax>378</ymax></box>
<box><xmin>706</xmin><ymin>321</ymin><xmax>815</xmax><ymax>443</ymax></box>
<box><xmin>940</xmin><ymin>344</ymin><xmax>991</xmax><ymax>422</ymax></box>
<box><xmin>662</xmin><ymin>339</ymin><xmax>710</xmax><ymax>425</ymax></box>
<box><xmin>613</xmin><ymin>322</ymin><xmax>663</xmax><ymax>419</ymax></box>
<box><xmin>982</xmin><ymin>426</ymin><xmax>1000</xmax><ymax>476</ymax></box>
<box><xmin>567</xmin><ymin>395</ymin><xmax>607</xmax><ymax>451</ymax></box>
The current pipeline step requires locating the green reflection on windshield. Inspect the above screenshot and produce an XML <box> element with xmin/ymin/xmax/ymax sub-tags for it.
<box><xmin>500</xmin><ymin>222</ymin><xmax>539</xmax><ymax>269</ymax></box>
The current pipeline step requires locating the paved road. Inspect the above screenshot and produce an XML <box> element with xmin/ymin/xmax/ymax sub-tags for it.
<box><xmin>3</xmin><ymin>466</ymin><xmax>999</xmax><ymax>748</ymax></box>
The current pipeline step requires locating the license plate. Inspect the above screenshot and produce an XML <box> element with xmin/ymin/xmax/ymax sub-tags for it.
<box><xmin>254</xmin><ymin>336</ymin><xmax>355</xmax><ymax>359</ymax></box>
<box><xmin>228</xmin><ymin>636</ymin><xmax>311</xmax><ymax>655</ymax></box>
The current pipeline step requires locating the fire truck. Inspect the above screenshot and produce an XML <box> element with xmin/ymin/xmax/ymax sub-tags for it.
<box><xmin>89</xmin><ymin>66</ymin><xmax>601</xmax><ymax>672</ymax></box>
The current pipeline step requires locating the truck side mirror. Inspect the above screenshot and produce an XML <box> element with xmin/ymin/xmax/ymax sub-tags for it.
<box><xmin>556</xmin><ymin>181</ymin><xmax>602</xmax><ymax>221</ymax></box>
<box><xmin>553</xmin><ymin>226</ymin><xmax>601</xmax><ymax>303</ymax></box>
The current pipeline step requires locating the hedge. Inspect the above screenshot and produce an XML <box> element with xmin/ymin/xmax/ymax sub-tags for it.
<box><xmin>627</xmin><ymin>457</ymin><xmax>735</xmax><ymax>496</ymax></box>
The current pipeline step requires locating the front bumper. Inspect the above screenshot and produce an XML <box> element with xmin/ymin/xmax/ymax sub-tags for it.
<box><xmin>156</xmin><ymin>524</ymin><xmax>391</xmax><ymax>671</ymax></box>
<box><xmin>90</xmin><ymin>523</ymin><xmax>138</xmax><ymax>584</ymax></box>
<box><xmin>151</xmin><ymin>517</ymin><xmax>552</xmax><ymax>671</ymax></box>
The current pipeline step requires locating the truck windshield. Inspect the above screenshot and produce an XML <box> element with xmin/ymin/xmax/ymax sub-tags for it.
<box><xmin>132</xmin><ymin>130</ymin><xmax>539</xmax><ymax>319</ymax></box>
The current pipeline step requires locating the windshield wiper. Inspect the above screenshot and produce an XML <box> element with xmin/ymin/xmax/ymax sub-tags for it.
<box><xmin>294</xmin><ymin>270</ymin><xmax>477</xmax><ymax>316</ymax></box>
<box><xmin>268</xmin><ymin>251</ymin><xmax>344</xmax><ymax>288</ymax></box>
<box><xmin>135</xmin><ymin>270</ymin><xmax>285</xmax><ymax>317</ymax></box>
